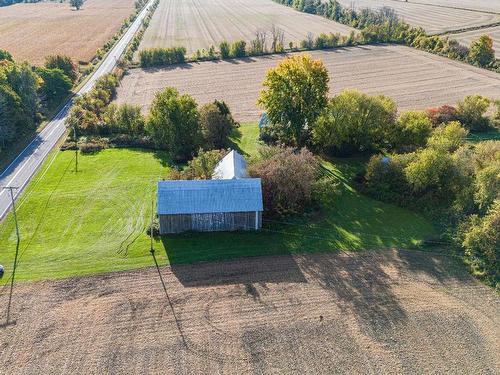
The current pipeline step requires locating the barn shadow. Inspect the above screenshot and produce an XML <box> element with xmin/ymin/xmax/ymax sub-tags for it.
<box><xmin>161</xmin><ymin>233</ymin><xmax>307</xmax><ymax>287</ymax></box>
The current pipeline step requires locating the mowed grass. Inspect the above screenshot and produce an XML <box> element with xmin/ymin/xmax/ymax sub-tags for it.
<box><xmin>164</xmin><ymin>123</ymin><xmax>436</xmax><ymax>265</ymax></box>
<box><xmin>0</xmin><ymin>123</ymin><xmax>436</xmax><ymax>282</ymax></box>
<box><xmin>0</xmin><ymin>149</ymin><xmax>169</xmax><ymax>282</ymax></box>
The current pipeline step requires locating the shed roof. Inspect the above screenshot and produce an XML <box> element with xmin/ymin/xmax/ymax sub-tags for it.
<box><xmin>212</xmin><ymin>150</ymin><xmax>248</xmax><ymax>180</ymax></box>
<box><xmin>157</xmin><ymin>178</ymin><xmax>263</xmax><ymax>215</ymax></box>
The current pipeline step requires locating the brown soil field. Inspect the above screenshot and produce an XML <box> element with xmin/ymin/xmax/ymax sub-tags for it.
<box><xmin>137</xmin><ymin>0</ymin><xmax>355</xmax><ymax>57</ymax></box>
<box><xmin>0</xmin><ymin>250</ymin><xmax>498</xmax><ymax>374</ymax></box>
<box><xmin>447</xmin><ymin>26</ymin><xmax>500</xmax><ymax>58</ymax></box>
<box><xmin>407</xmin><ymin>0</ymin><xmax>500</xmax><ymax>14</ymax></box>
<box><xmin>0</xmin><ymin>0</ymin><xmax>136</xmax><ymax>65</ymax></box>
<box><xmin>336</xmin><ymin>0</ymin><xmax>499</xmax><ymax>34</ymax></box>
<box><xmin>115</xmin><ymin>45</ymin><xmax>500</xmax><ymax>123</ymax></box>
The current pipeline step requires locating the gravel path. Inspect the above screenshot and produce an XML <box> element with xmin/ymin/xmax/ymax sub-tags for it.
<box><xmin>0</xmin><ymin>249</ymin><xmax>498</xmax><ymax>374</ymax></box>
<box><xmin>115</xmin><ymin>45</ymin><xmax>500</xmax><ymax>122</ymax></box>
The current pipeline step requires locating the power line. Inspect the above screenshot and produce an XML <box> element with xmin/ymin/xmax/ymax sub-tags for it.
<box><xmin>1</xmin><ymin>186</ymin><xmax>20</xmax><ymax>324</ymax></box>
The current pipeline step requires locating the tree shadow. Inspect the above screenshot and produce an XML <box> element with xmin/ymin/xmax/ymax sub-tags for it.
<box><xmin>152</xmin><ymin>149</ymin><xmax>172</xmax><ymax>168</ymax></box>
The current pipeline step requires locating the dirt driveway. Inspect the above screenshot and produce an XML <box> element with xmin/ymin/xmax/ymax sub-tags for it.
<box><xmin>0</xmin><ymin>249</ymin><xmax>499</xmax><ymax>374</ymax></box>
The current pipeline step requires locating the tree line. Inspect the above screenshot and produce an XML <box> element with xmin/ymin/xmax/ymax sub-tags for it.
<box><xmin>273</xmin><ymin>0</ymin><xmax>498</xmax><ymax>70</ymax></box>
<box><xmin>0</xmin><ymin>52</ymin><xmax>77</xmax><ymax>156</ymax></box>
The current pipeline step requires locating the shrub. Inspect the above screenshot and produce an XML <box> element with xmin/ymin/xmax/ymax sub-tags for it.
<box><xmin>427</xmin><ymin>121</ymin><xmax>468</xmax><ymax>152</ymax></box>
<box><xmin>199</xmin><ymin>100</ymin><xmax>237</xmax><ymax>150</ymax></box>
<box><xmin>230</xmin><ymin>40</ymin><xmax>246</xmax><ymax>58</ymax></box>
<box><xmin>404</xmin><ymin>148</ymin><xmax>458</xmax><ymax>197</ymax></box>
<box><xmin>104</xmin><ymin>103</ymin><xmax>145</xmax><ymax>135</ymax></box>
<box><xmin>468</xmin><ymin>34</ymin><xmax>495</xmax><ymax>68</ymax></box>
<box><xmin>219</xmin><ymin>41</ymin><xmax>230</xmax><ymax>59</ymax></box>
<box><xmin>426</xmin><ymin>105</ymin><xmax>458</xmax><ymax>127</ymax></box>
<box><xmin>78</xmin><ymin>138</ymin><xmax>109</xmax><ymax>154</ymax></box>
<box><xmin>460</xmin><ymin>200</ymin><xmax>499</xmax><ymax>284</ymax></box>
<box><xmin>391</xmin><ymin>110</ymin><xmax>433</xmax><ymax>152</ymax></box>
<box><xmin>0</xmin><ymin>49</ymin><xmax>13</xmax><ymax>62</ymax></box>
<box><xmin>139</xmin><ymin>47</ymin><xmax>186</xmax><ymax>67</ymax></box>
<box><xmin>456</xmin><ymin>95</ymin><xmax>491</xmax><ymax>131</ymax></box>
<box><xmin>313</xmin><ymin>90</ymin><xmax>397</xmax><ymax>155</ymax></box>
<box><xmin>248</xmin><ymin>146</ymin><xmax>319</xmax><ymax>216</ymax></box>
<box><xmin>363</xmin><ymin>153</ymin><xmax>413</xmax><ymax>203</ymax></box>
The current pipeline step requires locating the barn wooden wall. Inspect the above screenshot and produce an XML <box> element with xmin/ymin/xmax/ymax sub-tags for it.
<box><xmin>159</xmin><ymin>211</ymin><xmax>262</xmax><ymax>234</ymax></box>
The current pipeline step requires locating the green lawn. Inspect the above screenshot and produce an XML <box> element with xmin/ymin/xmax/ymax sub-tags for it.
<box><xmin>0</xmin><ymin>123</ymin><xmax>437</xmax><ymax>282</ymax></box>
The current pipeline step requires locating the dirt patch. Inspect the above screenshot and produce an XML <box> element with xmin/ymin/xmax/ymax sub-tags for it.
<box><xmin>0</xmin><ymin>249</ymin><xmax>498</xmax><ymax>374</ymax></box>
<box><xmin>0</xmin><ymin>0</ymin><xmax>136</xmax><ymax>65</ymax></box>
<box><xmin>115</xmin><ymin>45</ymin><xmax>500</xmax><ymax>122</ymax></box>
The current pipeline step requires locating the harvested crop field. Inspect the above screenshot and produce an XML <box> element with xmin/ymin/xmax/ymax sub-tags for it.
<box><xmin>137</xmin><ymin>0</ymin><xmax>355</xmax><ymax>57</ymax></box>
<box><xmin>406</xmin><ymin>0</ymin><xmax>500</xmax><ymax>14</ymax></box>
<box><xmin>336</xmin><ymin>0</ymin><xmax>499</xmax><ymax>34</ymax></box>
<box><xmin>0</xmin><ymin>0</ymin><xmax>136</xmax><ymax>65</ymax></box>
<box><xmin>447</xmin><ymin>26</ymin><xmax>500</xmax><ymax>58</ymax></box>
<box><xmin>0</xmin><ymin>250</ymin><xmax>498</xmax><ymax>374</ymax></box>
<box><xmin>116</xmin><ymin>45</ymin><xmax>500</xmax><ymax>122</ymax></box>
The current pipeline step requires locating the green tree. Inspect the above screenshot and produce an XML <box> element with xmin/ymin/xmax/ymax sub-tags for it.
<box><xmin>37</xmin><ymin>67</ymin><xmax>72</xmax><ymax>108</ymax></box>
<box><xmin>468</xmin><ymin>34</ymin><xmax>495</xmax><ymax>68</ymax></box>
<box><xmin>392</xmin><ymin>110</ymin><xmax>432</xmax><ymax>151</ymax></box>
<box><xmin>461</xmin><ymin>200</ymin><xmax>499</xmax><ymax>284</ymax></box>
<box><xmin>0</xmin><ymin>84</ymin><xmax>24</xmax><ymax>151</ymax></box>
<box><xmin>0</xmin><ymin>49</ymin><xmax>13</xmax><ymax>62</ymax></box>
<box><xmin>45</xmin><ymin>54</ymin><xmax>78</xmax><ymax>82</ymax></box>
<box><xmin>219</xmin><ymin>41</ymin><xmax>230</xmax><ymax>59</ymax></box>
<box><xmin>70</xmin><ymin>0</ymin><xmax>84</xmax><ymax>10</ymax></box>
<box><xmin>258</xmin><ymin>54</ymin><xmax>329</xmax><ymax>147</ymax></box>
<box><xmin>146</xmin><ymin>87</ymin><xmax>201</xmax><ymax>161</ymax></box>
<box><xmin>199</xmin><ymin>101</ymin><xmax>236</xmax><ymax>150</ymax></box>
<box><xmin>313</xmin><ymin>90</ymin><xmax>397</xmax><ymax>155</ymax></box>
<box><xmin>456</xmin><ymin>95</ymin><xmax>491</xmax><ymax>131</ymax></box>
<box><xmin>427</xmin><ymin>121</ymin><xmax>468</xmax><ymax>152</ymax></box>
<box><xmin>404</xmin><ymin>147</ymin><xmax>457</xmax><ymax>195</ymax></box>
<box><xmin>103</xmin><ymin>103</ymin><xmax>145</xmax><ymax>135</ymax></box>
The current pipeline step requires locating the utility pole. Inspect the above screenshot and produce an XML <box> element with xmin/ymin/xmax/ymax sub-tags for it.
<box><xmin>2</xmin><ymin>186</ymin><xmax>20</xmax><ymax>324</ymax></box>
<box><xmin>150</xmin><ymin>197</ymin><xmax>154</xmax><ymax>255</ymax></box>
<box><xmin>72</xmin><ymin>126</ymin><xmax>78</xmax><ymax>173</ymax></box>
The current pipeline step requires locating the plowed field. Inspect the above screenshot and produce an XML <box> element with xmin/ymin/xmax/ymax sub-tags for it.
<box><xmin>336</xmin><ymin>0</ymin><xmax>499</xmax><ymax>34</ymax></box>
<box><xmin>116</xmin><ymin>45</ymin><xmax>500</xmax><ymax>122</ymax></box>
<box><xmin>0</xmin><ymin>0</ymin><xmax>136</xmax><ymax>65</ymax></box>
<box><xmin>1</xmin><ymin>250</ymin><xmax>498</xmax><ymax>374</ymax></box>
<box><xmin>137</xmin><ymin>0</ymin><xmax>355</xmax><ymax>56</ymax></box>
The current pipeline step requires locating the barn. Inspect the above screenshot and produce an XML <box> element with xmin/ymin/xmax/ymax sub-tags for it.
<box><xmin>157</xmin><ymin>179</ymin><xmax>263</xmax><ymax>234</ymax></box>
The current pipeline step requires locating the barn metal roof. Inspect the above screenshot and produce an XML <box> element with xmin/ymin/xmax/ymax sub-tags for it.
<box><xmin>157</xmin><ymin>178</ymin><xmax>263</xmax><ymax>215</ymax></box>
<box><xmin>212</xmin><ymin>150</ymin><xmax>248</xmax><ymax>180</ymax></box>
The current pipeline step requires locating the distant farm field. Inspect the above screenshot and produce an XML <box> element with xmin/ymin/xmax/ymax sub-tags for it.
<box><xmin>336</xmin><ymin>0</ymin><xmax>499</xmax><ymax>34</ymax></box>
<box><xmin>137</xmin><ymin>0</ymin><xmax>355</xmax><ymax>57</ymax></box>
<box><xmin>0</xmin><ymin>0</ymin><xmax>136</xmax><ymax>65</ymax></box>
<box><xmin>115</xmin><ymin>45</ymin><xmax>500</xmax><ymax>122</ymax></box>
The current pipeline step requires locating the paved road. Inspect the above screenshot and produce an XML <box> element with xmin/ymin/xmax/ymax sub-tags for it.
<box><xmin>0</xmin><ymin>1</ymin><xmax>154</xmax><ymax>221</ymax></box>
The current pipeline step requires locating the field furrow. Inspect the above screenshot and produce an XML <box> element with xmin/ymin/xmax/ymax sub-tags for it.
<box><xmin>116</xmin><ymin>45</ymin><xmax>500</xmax><ymax>122</ymax></box>
<box><xmin>137</xmin><ymin>0</ymin><xmax>355</xmax><ymax>56</ymax></box>
<box><xmin>1</xmin><ymin>250</ymin><xmax>498</xmax><ymax>373</ymax></box>
<box><xmin>336</xmin><ymin>0</ymin><xmax>499</xmax><ymax>34</ymax></box>
<box><xmin>0</xmin><ymin>0</ymin><xmax>136</xmax><ymax>65</ymax></box>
